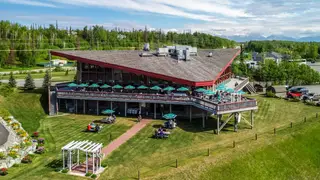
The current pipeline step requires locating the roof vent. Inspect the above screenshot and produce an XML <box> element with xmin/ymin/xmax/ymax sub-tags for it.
<box><xmin>208</xmin><ymin>52</ymin><xmax>213</xmax><ymax>57</ymax></box>
<box><xmin>140</xmin><ymin>52</ymin><xmax>153</xmax><ymax>57</ymax></box>
<box><xmin>143</xmin><ymin>43</ymin><xmax>150</xmax><ymax>51</ymax></box>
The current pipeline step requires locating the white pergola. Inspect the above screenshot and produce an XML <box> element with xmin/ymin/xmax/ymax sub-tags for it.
<box><xmin>61</xmin><ymin>140</ymin><xmax>103</xmax><ymax>174</ymax></box>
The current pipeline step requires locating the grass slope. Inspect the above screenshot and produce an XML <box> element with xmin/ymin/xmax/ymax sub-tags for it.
<box><xmin>200</xmin><ymin>122</ymin><xmax>320</xmax><ymax>180</ymax></box>
<box><xmin>0</xmin><ymin>71</ymin><xmax>75</xmax><ymax>82</ymax></box>
<box><xmin>99</xmin><ymin>96</ymin><xmax>320</xmax><ymax>179</ymax></box>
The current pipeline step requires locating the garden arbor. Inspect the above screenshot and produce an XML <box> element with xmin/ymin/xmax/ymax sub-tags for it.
<box><xmin>61</xmin><ymin>140</ymin><xmax>103</xmax><ymax>174</ymax></box>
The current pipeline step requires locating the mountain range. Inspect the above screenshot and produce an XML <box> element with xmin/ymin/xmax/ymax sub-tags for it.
<box><xmin>220</xmin><ymin>34</ymin><xmax>320</xmax><ymax>42</ymax></box>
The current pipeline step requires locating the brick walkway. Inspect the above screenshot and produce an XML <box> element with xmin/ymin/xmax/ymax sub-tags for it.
<box><xmin>102</xmin><ymin>119</ymin><xmax>151</xmax><ymax>157</ymax></box>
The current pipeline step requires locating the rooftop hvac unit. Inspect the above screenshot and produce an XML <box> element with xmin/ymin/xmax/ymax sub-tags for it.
<box><xmin>156</xmin><ymin>47</ymin><xmax>169</xmax><ymax>56</ymax></box>
<box><xmin>143</xmin><ymin>43</ymin><xmax>150</xmax><ymax>51</ymax></box>
<box><xmin>140</xmin><ymin>52</ymin><xmax>153</xmax><ymax>57</ymax></box>
<box><xmin>208</xmin><ymin>52</ymin><xmax>213</xmax><ymax>57</ymax></box>
<box><xmin>188</xmin><ymin>47</ymin><xmax>197</xmax><ymax>56</ymax></box>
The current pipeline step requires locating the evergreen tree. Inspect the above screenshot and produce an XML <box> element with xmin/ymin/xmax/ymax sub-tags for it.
<box><xmin>65</xmin><ymin>69</ymin><xmax>69</xmax><ymax>76</ymax></box>
<box><xmin>42</xmin><ymin>70</ymin><xmax>51</xmax><ymax>89</ymax></box>
<box><xmin>24</xmin><ymin>73</ymin><xmax>36</xmax><ymax>90</ymax></box>
<box><xmin>8</xmin><ymin>72</ymin><xmax>16</xmax><ymax>88</ymax></box>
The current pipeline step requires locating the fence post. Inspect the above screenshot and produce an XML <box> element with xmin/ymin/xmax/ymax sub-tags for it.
<box><xmin>255</xmin><ymin>134</ymin><xmax>258</xmax><ymax>140</ymax></box>
<box><xmin>208</xmin><ymin>148</ymin><xmax>210</xmax><ymax>156</ymax></box>
<box><xmin>138</xmin><ymin>170</ymin><xmax>140</xmax><ymax>180</ymax></box>
<box><xmin>290</xmin><ymin>122</ymin><xmax>293</xmax><ymax>128</ymax></box>
<box><xmin>233</xmin><ymin>141</ymin><xmax>236</xmax><ymax>148</ymax></box>
<box><xmin>304</xmin><ymin>117</ymin><xmax>307</xmax><ymax>123</ymax></box>
<box><xmin>176</xmin><ymin>159</ymin><xmax>178</xmax><ymax>168</ymax></box>
<box><xmin>274</xmin><ymin>128</ymin><xmax>276</xmax><ymax>135</ymax></box>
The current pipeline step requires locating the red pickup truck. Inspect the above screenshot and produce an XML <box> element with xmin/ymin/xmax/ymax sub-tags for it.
<box><xmin>286</xmin><ymin>87</ymin><xmax>308</xmax><ymax>98</ymax></box>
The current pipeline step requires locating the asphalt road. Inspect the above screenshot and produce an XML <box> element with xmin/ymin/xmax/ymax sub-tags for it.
<box><xmin>0</xmin><ymin>123</ymin><xmax>9</xmax><ymax>146</ymax></box>
<box><xmin>0</xmin><ymin>78</ymin><xmax>63</xmax><ymax>88</ymax></box>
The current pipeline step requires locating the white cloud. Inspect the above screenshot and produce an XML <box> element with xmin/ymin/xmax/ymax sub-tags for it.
<box><xmin>2</xmin><ymin>0</ymin><xmax>320</xmax><ymax>38</ymax></box>
<box><xmin>4</xmin><ymin>0</ymin><xmax>56</xmax><ymax>7</ymax></box>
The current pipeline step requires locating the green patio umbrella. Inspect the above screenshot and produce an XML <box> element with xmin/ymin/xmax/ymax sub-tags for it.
<box><xmin>225</xmin><ymin>88</ymin><xmax>234</xmax><ymax>93</ymax></box>
<box><xmin>112</xmin><ymin>84</ymin><xmax>123</xmax><ymax>89</ymax></box>
<box><xmin>204</xmin><ymin>90</ymin><xmax>216</xmax><ymax>95</ymax></box>
<box><xmin>67</xmin><ymin>83</ymin><xmax>78</xmax><ymax>87</ymax></box>
<box><xmin>177</xmin><ymin>87</ymin><xmax>189</xmax><ymax>92</ymax></box>
<box><xmin>216</xmin><ymin>84</ymin><xmax>225</xmax><ymax>89</ymax></box>
<box><xmin>150</xmin><ymin>85</ymin><xmax>162</xmax><ymax>91</ymax></box>
<box><xmin>163</xmin><ymin>86</ymin><xmax>175</xmax><ymax>91</ymax></box>
<box><xmin>78</xmin><ymin>83</ymin><xmax>88</xmax><ymax>88</ymax></box>
<box><xmin>124</xmin><ymin>85</ymin><xmax>135</xmax><ymax>90</ymax></box>
<box><xmin>101</xmin><ymin>109</ymin><xmax>115</xmax><ymax>114</ymax></box>
<box><xmin>137</xmin><ymin>85</ymin><xmax>148</xmax><ymax>89</ymax></box>
<box><xmin>237</xmin><ymin>90</ymin><xmax>246</xmax><ymax>95</ymax></box>
<box><xmin>216</xmin><ymin>86</ymin><xmax>226</xmax><ymax>91</ymax></box>
<box><xmin>100</xmin><ymin>84</ymin><xmax>111</xmax><ymax>88</ymax></box>
<box><xmin>195</xmin><ymin>88</ymin><xmax>207</xmax><ymax>93</ymax></box>
<box><xmin>163</xmin><ymin>113</ymin><xmax>177</xmax><ymax>120</ymax></box>
<box><xmin>89</xmin><ymin>83</ymin><xmax>100</xmax><ymax>88</ymax></box>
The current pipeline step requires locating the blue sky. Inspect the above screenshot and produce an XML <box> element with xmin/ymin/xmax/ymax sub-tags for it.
<box><xmin>1</xmin><ymin>0</ymin><xmax>320</xmax><ymax>38</ymax></box>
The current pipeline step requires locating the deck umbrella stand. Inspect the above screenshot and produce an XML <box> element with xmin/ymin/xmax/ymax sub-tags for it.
<box><xmin>61</xmin><ymin>140</ymin><xmax>103</xmax><ymax>175</ymax></box>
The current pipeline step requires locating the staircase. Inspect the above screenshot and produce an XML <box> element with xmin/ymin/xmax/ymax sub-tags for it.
<box><xmin>234</xmin><ymin>78</ymin><xmax>256</xmax><ymax>94</ymax></box>
<box><xmin>49</xmin><ymin>91</ymin><xmax>57</xmax><ymax>116</ymax></box>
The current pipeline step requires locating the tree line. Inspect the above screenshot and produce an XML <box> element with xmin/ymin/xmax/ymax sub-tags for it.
<box><xmin>246</xmin><ymin>40</ymin><xmax>319</xmax><ymax>60</ymax></box>
<box><xmin>232</xmin><ymin>59</ymin><xmax>320</xmax><ymax>86</ymax></box>
<box><xmin>0</xmin><ymin>20</ymin><xmax>236</xmax><ymax>68</ymax></box>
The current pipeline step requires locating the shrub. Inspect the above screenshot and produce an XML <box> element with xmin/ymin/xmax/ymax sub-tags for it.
<box><xmin>0</xmin><ymin>168</ymin><xmax>8</xmax><ymax>176</ymax></box>
<box><xmin>54</xmin><ymin>168</ymin><xmax>62</xmax><ymax>172</ymax></box>
<box><xmin>11</xmin><ymin>122</ymin><xmax>20</xmax><ymax>130</ymax></box>
<box><xmin>33</xmin><ymin>132</ymin><xmax>39</xmax><ymax>137</ymax></box>
<box><xmin>54</xmin><ymin>66</ymin><xmax>64</xmax><ymax>72</ymax></box>
<box><xmin>8</xmin><ymin>150</ymin><xmax>18</xmax><ymax>158</ymax></box>
<box><xmin>290</xmin><ymin>97</ymin><xmax>300</xmax><ymax>102</ymax></box>
<box><xmin>39</xmin><ymin>70</ymin><xmax>44</xmax><ymax>73</ymax></box>
<box><xmin>61</xmin><ymin>169</ymin><xmax>69</xmax><ymax>173</ymax></box>
<box><xmin>91</xmin><ymin>174</ymin><xmax>97</xmax><ymax>179</ymax></box>
<box><xmin>265</xmin><ymin>91</ymin><xmax>276</xmax><ymax>98</ymax></box>
<box><xmin>0</xmin><ymin>152</ymin><xmax>6</xmax><ymax>159</ymax></box>
<box><xmin>35</xmin><ymin>147</ymin><xmax>45</xmax><ymax>154</ymax></box>
<box><xmin>85</xmin><ymin>172</ymin><xmax>93</xmax><ymax>177</ymax></box>
<box><xmin>38</xmin><ymin>138</ymin><xmax>45</xmax><ymax>144</ymax></box>
<box><xmin>305</xmin><ymin>101</ymin><xmax>316</xmax><ymax>106</ymax></box>
<box><xmin>21</xmin><ymin>155</ymin><xmax>32</xmax><ymax>163</ymax></box>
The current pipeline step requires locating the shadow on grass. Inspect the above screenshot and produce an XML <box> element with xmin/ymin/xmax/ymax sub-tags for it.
<box><xmin>46</xmin><ymin>159</ymin><xmax>63</xmax><ymax>169</ymax></box>
<box><xmin>18</xmin><ymin>88</ymin><xmax>49</xmax><ymax>114</ymax></box>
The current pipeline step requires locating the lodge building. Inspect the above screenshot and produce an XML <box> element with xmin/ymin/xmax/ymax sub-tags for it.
<box><xmin>50</xmin><ymin>45</ymin><xmax>257</xmax><ymax>134</ymax></box>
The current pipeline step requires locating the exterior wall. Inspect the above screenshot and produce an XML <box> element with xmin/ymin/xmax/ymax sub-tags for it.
<box><xmin>214</xmin><ymin>65</ymin><xmax>232</xmax><ymax>85</ymax></box>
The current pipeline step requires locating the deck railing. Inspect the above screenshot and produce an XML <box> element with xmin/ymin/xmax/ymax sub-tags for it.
<box><xmin>56</xmin><ymin>90</ymin><xmax>257</xmax><ymax>113</ymax></box>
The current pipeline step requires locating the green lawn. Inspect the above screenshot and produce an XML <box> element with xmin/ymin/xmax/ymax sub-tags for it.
<box><xmin>1</xmin><ymin>91</ymin><xmax>320</xmax><ymax>180</ymax></box>
<box><xmin>0</xmin><ymin>71</ymin><xmax>75</xmax><ymax>82</ymax></box>
<box><xmin>99</xmin><ymin>96</ymin><xmax>320</xmax><ymax>179</ymax></box>
<box><xmin>0</xmin><ymin>89</ymin><xmax>135</xmax><ymax>180</ymax></box>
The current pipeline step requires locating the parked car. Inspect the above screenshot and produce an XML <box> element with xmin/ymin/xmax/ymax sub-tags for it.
<box><xmin>286</xmin><ymin>87</ymin><xmax>309</xmax><ymax>98</ymax></box>
<box><xmin>301</xmin><ymin>93</ymin><xmax>320</xmax><ymax>101</ymax></box>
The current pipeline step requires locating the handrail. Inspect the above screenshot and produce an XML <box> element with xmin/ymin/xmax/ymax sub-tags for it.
<box><xmin>234</xmin><ymin>78</ymin><xmax>249</xmax><ymax>91</ymax></box>
<box><xmin>56</xmin><ymin>90</ymin><xmax>257</xmax><ymax>113</ymax></box>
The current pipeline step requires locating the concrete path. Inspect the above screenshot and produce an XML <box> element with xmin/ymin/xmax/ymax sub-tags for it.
<box><xmin>102</xmin><ymin>119</ymin><xmax>151</xmax><ymax>157</ymax></box>
<box><xmin>0</xmin><ymin>123</ymin><xmax>9</xmax><ymax>146</ymax></box>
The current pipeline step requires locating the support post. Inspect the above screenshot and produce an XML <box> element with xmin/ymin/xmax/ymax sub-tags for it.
<box><xmin>169</xmin><ymin>104</ymin><xmax>172</xmax><ymax>113</ymax></box>
<box><xmin>92</xmin><ymin>153</ymin><xmax>95</xmax><ymax>174</ymax></box>
<box><xmin>202</xmin><ymin>111</ymin><xmax>205</xmax><ymax>128</ymax></box>
<box><xmin>99</xmin><ymin>148</ymin><xmax>102</xmax><ymax>169</ymax></box>
<box><xmin>154</xmin><ymin>103</ymin><xmax>156</xmax><ymax>119</ymax></box>
<box><xmin>96</xmin><ymin>101</ymin><xmax>99</xmax><ymax>115</ymax></box>
<box><xmin>75</xmin><ymin>100</ymin><xmax>78</xmax><ymax>113</ymax></box>
<box><xmin>189</xmin><ymin>105</ymin><xmax>192</xmax><ymax>123</ymax></box>
<box><xmin>125</xmin><ymin>102</ymin><xmax>127</xmax><ymax>117</ymax></box>
<box><xmin>217</xmin><ymin>115</ymin><xmax>220</xmax><ymax>135</ymax></box>
<box><xmin>250</xmin><ymin>110</ymin><xmax>254</xmax><ymax>129</ymax></box>
<box><xmin>77</xmin><ymin>149</ymin><xmax>80</xmax><ymax>165</ymax></box>
<box><xmin>62</xmin><ymin>150</ymin><xmax>65</xmax><ymax>169</ymax></box>
<box><xmin>139</xmin><ymin>103</ymin><xmax>142</xmax><ymax>113</ymax></box>
<box><xmin>110</xmin><ymin>101</ymin><xmax>113</xmax><ymax>110</ymax></box>
<box><xmin>69</xmin><ymin>150</ymin><xmax>72</xmax><ymax>171</ymax></box>
<box><xmin>83</xmin><ymin>100</ymin><xmax>86</xmax><ymax>114</ymax></box>
<box><xmin>86</xmin><ymin>152</ymin><xmax>88</xmax><ymax>173</ymax></box>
